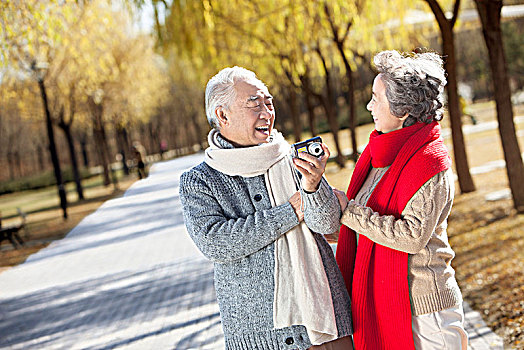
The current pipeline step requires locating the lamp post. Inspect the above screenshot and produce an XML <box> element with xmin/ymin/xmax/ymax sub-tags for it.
<box><xmin>33</xmin><ymin>60</ymin><xmax>68</xmax><ymax>219</ymax></box>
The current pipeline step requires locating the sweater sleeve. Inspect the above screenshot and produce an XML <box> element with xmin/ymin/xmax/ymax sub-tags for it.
<box><xmin>303</xmin><ymin>177</ymin><xmax>342</xmax><ymax>234</ymax></box>
<box><xmin>179</xmin><ymin>170</ymin><xmax>300</xmax><ymax>263</ymax></box>
<box><xmin>340</xmin><ymin>170</ymin><xmax>453</xmax><ymax>254</ymax></box>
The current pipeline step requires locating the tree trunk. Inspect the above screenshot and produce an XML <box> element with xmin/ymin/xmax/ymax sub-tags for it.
<box><xmin>89</xmin><ymin>98</ymin><xmax>112</xmax><ymax>187</ymax></box>
<box><xmin>59</xmin><ymin>122</ymin><xmax>85</xmax><ymax>200</ymax></box>
<box><xmin>37</xmin><ymin>145</ymin><xmax>46</xmax><ymax>171</ymax></box>
<box><xmin>317</xmin><ymin>49</ymin><xmax>345</xmax><ymax>168</ymax></box>
<box><xmin>288</xmin><ymin>86</ymin><xmax>301</xmax><ymax>143</ymax></box>
<box><xmin>171</xmin><ymin>124</ymin><xmax>181</xmax><ymax>157</ymax></box>
<box><xmin>79</xmin><ymin>137</ymin><xmax>89</xmax><ymax>168</ymax></box>
<box><xmin>38</xmin><ymin>79</ymin><xmax>68</xmax><ymax>219</ymax></box>
<box><xmin>191</xmin><ymin>118</ymin><xmax>205</xmax><ymax>150</ymax></box>
<box><xmin>116</xmin><ymin>124</ymin><xmax>130</xmax><ymax>176</ymax></box>
<box><xmin>442</xmin><ymin>26</ymin><xmax>476</xmax><ymax>193</ymax></box>
<box><xmin>92</xmin><ymin>125</ymin><xmax>111</xmax><ymax>186</ymax></box>
<box><xmin>14</xmin><ymin>151</ymin><xmax>21</xmax><ymax>178</ymax></box>
<box><xmin>476</xmin><ymin>0</ymin><xmax>524</xmax><ymax>212</ymax></box>
<box><xmin>303</xmin><ymin>84</ymin><xmax>317</xmax><ymax>136</ymax></box>
<box><xmin>153</xmin><ymin>1</ymin><xmax>164</xmax><ymax>45</ymax></box>
<box><xmin>148</xmin><ymin>122</ymin><xmax>156</xmax><ymax>154</ymax></box>
<box><xmin>7</xmin><ymin>151</ymin><xmax>15</xmax><ymax>179</ymax></box>
<box><xmin>122</xmin><ymin>126</ymin><xmax>132</xmax><ymax>162</ymax></box>
<box><xmin>335</xmin><ymin>42</ymin><xmax>359</xmax><ymax>161</ymax></box>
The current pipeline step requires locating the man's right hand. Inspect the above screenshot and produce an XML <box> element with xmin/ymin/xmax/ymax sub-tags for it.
<box><xmin>288</xmin><ymin>191</ymin><xmax>304</xmax><ymax>222</ymax></box>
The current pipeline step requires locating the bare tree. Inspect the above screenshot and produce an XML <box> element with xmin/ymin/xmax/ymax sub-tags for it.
<box><xmin>323</xmin><ymin>1</ymin><xmax>359</xmax><ymax>161</ymax></box>
<box><xmin>474</xmin><ymin>0</ymin><xmax>524</xmax><ymax>212</ymax></box>
<box><xmin>425</xmin><ymin>0</ymin><xmax>476</xmax><ymax>193</ymax></box>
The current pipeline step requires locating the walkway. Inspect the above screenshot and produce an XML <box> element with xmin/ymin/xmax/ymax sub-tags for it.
<box><xmin>0</xmin><ymin>151</ymin><xmax>505</xmax><ymax>349</ymax></box>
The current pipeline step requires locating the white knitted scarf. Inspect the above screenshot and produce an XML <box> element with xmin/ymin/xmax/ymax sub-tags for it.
<box><xmin>204</xmin><ymin>129</ymin><xmax>337</xmax><ymax>345</ymax></box>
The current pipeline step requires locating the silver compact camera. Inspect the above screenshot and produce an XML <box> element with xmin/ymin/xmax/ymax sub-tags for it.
<box><xmin>291</xmin><ymin>136</ymin><xmax>325</xmax><ymax>158</ymax></box>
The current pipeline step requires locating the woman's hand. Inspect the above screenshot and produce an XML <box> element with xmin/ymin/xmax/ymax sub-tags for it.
<box><xmin>333</xmin><ymin>188</ymin><xmax>349</xmax><ymax>211</ymax></box>
<box><xmin>293</xmin><ymin>143</ymin><xmax>330</xmax><ymax>192</ymax></box>
<box><xmin>288</xmin><ymin>191</ymin><xmax>304</xmax><ymax>222</ymax></box>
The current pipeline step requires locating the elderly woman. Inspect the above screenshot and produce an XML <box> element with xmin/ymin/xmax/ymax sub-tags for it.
<box><xmin>333</xmin><ymin>50</ymin><xmax>468</xmax><ymax>349</ymax></box>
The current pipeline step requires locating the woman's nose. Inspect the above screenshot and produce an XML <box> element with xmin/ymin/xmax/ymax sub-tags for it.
<box><xmin>366</xmin><ymin>100</ymin><xmax>372</xmax><ymax>111</ymax></box>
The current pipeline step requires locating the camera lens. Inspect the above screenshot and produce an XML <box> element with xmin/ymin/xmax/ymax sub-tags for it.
<box><xmin>308</xmin><ymin>142</ymin><xmax>323</xmax><ymax>157</ymax></box>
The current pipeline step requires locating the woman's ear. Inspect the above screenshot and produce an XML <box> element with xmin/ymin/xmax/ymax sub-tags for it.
<box><xmin>398</xmin><ymin>113</ymin><xmax>409</xmax><ymax>123</ymax></box>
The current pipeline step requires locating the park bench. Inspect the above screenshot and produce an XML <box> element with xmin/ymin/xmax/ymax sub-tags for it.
<box><xmin>0</xmin><ymin>208</ymin><xmax>27</xmax><ymax>249</ymax></box>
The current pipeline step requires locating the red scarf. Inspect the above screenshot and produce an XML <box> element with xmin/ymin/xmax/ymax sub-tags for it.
<box><xmin>336</xmin><ymin>121</ymin><xmax>451</xmax><ymax>349</ymax></box>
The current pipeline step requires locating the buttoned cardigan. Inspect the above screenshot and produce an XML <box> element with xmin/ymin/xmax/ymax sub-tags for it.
<box><xmin>180</xmin><ymin>159</ymin><xmax>353</xmax><ymax>350</ymax></box>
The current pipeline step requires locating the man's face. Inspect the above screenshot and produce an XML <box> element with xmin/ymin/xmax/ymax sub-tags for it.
<box><xmin>218</xmin><ymin>80</ymin><xmax>275</xmax><ymax>147</ymax></box>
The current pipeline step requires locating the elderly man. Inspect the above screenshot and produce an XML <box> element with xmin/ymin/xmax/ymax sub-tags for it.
<box><xmin>179</xmin><ymin>66</ymin><xmax>353</xmax><ymax>350</ymax></box>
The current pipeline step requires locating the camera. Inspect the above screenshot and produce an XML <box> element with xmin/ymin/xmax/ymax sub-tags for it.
<box><xmin>291</xmin><ymin>136</ymin><xmax>325</xmax><ymax>158</ymax></box>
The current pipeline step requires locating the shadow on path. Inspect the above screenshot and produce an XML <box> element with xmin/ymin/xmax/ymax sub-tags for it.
<box><xmin>0</xmin><ymin>257</ymin><xmax>220</xmax><ymax>349</ymax></box>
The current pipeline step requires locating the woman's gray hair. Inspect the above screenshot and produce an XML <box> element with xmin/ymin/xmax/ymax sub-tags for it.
<box><xmin>373</xmin><ymin>50</ymin><xmax>447</xmax><ymax>127</ymax></box>
<box><xmin>205</xmin><ymin>66</ymin><xmax>266</xmax><ymax>129</ymax></box>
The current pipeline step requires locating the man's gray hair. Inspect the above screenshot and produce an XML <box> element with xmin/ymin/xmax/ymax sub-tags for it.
<box><xmin>373</xmin><ymin>50</ymin><xmax>447</xmax><ymax>127</ymax></box>
<box><xmin>205</xmin><ymin>66</ymin><xmax>266</xmax><ymax>129</ymax></box>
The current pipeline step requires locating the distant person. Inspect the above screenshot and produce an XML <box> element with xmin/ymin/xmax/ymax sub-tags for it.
<box><xmin>179</xmin><ymin>67</ymin><xmax>353</xmax><ymax>349</ymax></box>
<box><xmin>132</xmin><ymin>142</ymin><xmax>147</xmax><ymax>179</ymax></box>
<box><xmin>332</xmin><ymin>50</ymin><xmax>468</xmax><ymax>349</ymax></box>
<box><xmin>159</xmin><ymin>140</ymin><xmax>168</xmax><ymax>159</ymax></box>
<box><xmin>460</xmin><ymin>95</ymin><xmax>477</xmax><ymax>125</ymax></box>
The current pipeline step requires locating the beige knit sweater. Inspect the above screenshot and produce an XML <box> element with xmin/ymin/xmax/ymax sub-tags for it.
<box><xmin>341</xmin><ymin>167</ymin><xmax>463</xmax><ymax>316</ymax></box>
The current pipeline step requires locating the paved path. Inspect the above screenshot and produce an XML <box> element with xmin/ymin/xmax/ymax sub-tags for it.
<box><xmin>0</xmin><ymin>147</ymin><xmax>506</xmax><ymax>349</ymax></box>
<box><xmin>0</xmin><ymin>154</ymin><xmax>224</xmax><ymax>349</ymax></box>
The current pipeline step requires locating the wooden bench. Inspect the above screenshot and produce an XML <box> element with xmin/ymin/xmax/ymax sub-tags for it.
<box><xmin>0</xmin><ymin>208</ymin><xmax>27</xmax><ymax>249</ymax></box>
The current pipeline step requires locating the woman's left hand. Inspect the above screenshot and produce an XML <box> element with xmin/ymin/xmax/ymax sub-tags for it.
<box><xmin>293</xmin><ymin>143</ymin><xmax>330</xmax><ymax>192</ymax></box>
<box><xmin>333</xmin><ymin>188</ymin><xmax>349</xmax><ymax>211</ymax></box>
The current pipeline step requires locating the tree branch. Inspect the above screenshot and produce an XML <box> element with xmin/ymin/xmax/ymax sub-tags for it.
<box><xmin>323</xmin><ymin>1</ymin><xmax>339</xmax><ymax>43</ymax></box>
<box><xmin>450</xmin><ymin>0</ymin><xmax>461</xmax><ymax>28</ymax></box>
<box><xmin>424</xmin><ymin>0</ymin><xmax>449</xmax><ymax>32</ymax></box>
<box><xmin>341</xmin><ymin>19</ymin><xmax>353</xmax><ymax>43</ymax></box>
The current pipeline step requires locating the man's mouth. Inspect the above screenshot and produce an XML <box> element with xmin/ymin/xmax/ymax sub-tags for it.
<box><xmin>255</xmin><ymin>125</ymin><xmax>270</xmax><ymax>135</ymax></box>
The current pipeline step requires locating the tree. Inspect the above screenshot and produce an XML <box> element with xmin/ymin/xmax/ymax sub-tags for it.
<box><xmin>474</xmin><ymin>0</ymin><xmax>524</xmax><ymax>212</ymax></box>
<box><xmin>424</xmin><ymin>0</ymin><xmax>476</xmax><ymax>193</ymax></box>
<box><xmin>1</xmin><ymin>0</ymin><xmax>72</xmax><ymax>218</ymax></box>
<box><xmin>321</xmin><ymin>0</ymin><xmax>364</xmax><ymax>161</ymax></box>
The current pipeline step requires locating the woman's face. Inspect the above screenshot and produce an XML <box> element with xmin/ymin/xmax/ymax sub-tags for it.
<box><xmin>367</xmin><ymin>74</ymin><xmax>407</xmax><ymax>133</ymax></box>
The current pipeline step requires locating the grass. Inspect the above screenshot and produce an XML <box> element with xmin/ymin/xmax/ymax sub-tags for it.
<box><xmin>448</xmin><ymin>168</ymin><xmax>524</xmax><ymax>348</ymax></box>
<box><xmin>0</xmin><ymin>101</ymin><xmax>522</xmax><ymax>348</ymax></box>
<box><xmin>0</xmin><ymin>172</ymin><xmax>138</xmax><ymax>269</ymax></box>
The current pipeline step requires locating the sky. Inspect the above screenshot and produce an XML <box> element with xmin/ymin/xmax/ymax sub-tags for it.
<box><xmin>134</xmin><ymin>1</ymin><xmax>167</xmax><ymax>35</ymax></box>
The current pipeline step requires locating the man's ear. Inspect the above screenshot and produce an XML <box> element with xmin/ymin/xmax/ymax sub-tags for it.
<box><xmin>215</xmin><ymin>107</ymin><xmax>228</xmax><ymax>128</ymax></box>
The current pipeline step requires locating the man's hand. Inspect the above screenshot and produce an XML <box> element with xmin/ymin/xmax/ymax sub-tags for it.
<box><xmin>288</xmin><ymin>191</ymin><xmax>304</xmax><ymax>222</ymax></box>
<box><xmin>293</xmin><ymin>144</ymin><xmax>330</xmax><ymax>192</ymax></box>
<box><xmin>333</xmin><ymin>188</ymin><xmax>349</xmax><ymax>211</ymax></box>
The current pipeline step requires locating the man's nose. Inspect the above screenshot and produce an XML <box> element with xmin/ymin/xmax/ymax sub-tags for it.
<box><xmin>366</xmin><ymin>101</ymin><xmax>372</xmax><ymax>111</ymax></box>
<box><xmin>260</xmin><ymin>107</ymin><xmax>273</xmax><ymax>119</ymax></box>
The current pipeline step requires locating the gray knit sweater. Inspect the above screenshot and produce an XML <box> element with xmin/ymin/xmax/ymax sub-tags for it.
<box><xmin>179</xmin><ymin>140</ymin><xmax>352</xmax><ymax>350</ymax></box>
